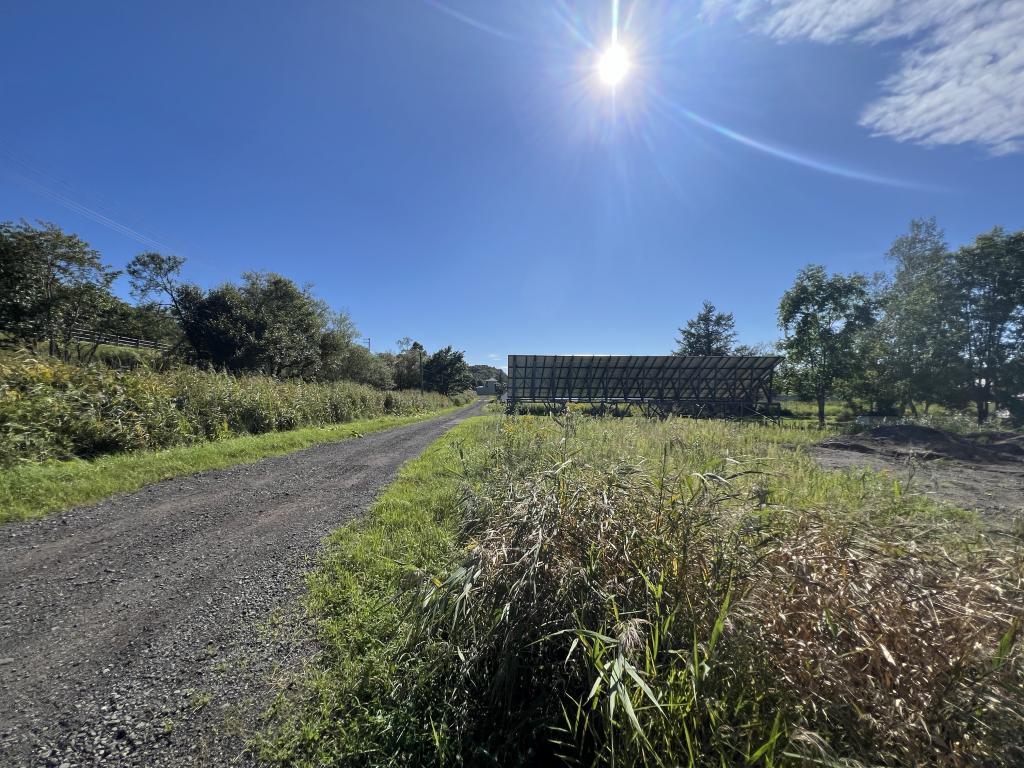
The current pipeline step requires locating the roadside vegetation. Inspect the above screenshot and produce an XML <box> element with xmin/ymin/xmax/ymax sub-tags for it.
<box><xmin>1</xmin><ymin>219</ymin><xmax>476</xmax><ymax>394</ymax></box>
<box><xmin>261</xmin><ymin>411</ymin><xmax>1023</xmax><ymax>767</ymax></box>
<box><xmin>1</xmin><ymin>218</ymin><xmax>480</xmax><ymax>517</ymax></box>
<box><xmin>0</xmin><ymin>352</ymin><xmax>470</xmax><ymax>467</ymax></box>
<box><xmin>0</xmin><ymin>407</ymin><xmax>467</xmax><ymax>524</ymax></box>
<box><xmin>258</xmin><ymin>416</ymin><xmax>493</xmax><ymax>765</ymax></box>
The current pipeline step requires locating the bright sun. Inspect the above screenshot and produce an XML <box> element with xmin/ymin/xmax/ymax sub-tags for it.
<box><xmin>597</xmin><ymin>43</ymin><xmax>629</xmax><ymax>87</ymax></box>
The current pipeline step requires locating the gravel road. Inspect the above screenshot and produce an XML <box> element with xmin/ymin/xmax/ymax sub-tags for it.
<box><xmin>0</xmin><ymin>401</ymin><xmax>483</xmax><ymax>767</ymax></box>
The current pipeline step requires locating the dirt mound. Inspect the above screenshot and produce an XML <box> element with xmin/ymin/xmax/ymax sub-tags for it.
<box><xmin>966</xmin><ymin>432</ymin><xmax>1024</xmax><ymax>457</ymax></box>
<box><xmin>818</xmin><ymin>425</ymin><xmax>1023</xmax><ymax>464</ymax></box>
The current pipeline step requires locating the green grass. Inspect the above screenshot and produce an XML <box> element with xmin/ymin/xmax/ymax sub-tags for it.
<box><xmin>260</xmin><ymin>412</ymin><xmax>1021</xmax><ymax>767</ymax></box>
<box><xmin>257</xmin><ymin>415</ymin><xmax>492</xmax><ymax>766</ymax></box>
<box><xmin>0</xmin><ymin>406</ymin><xmax>467</xmax><ymax>523</ymax></box>
<box><xmin>777</xmin><ymin>398</ymin><xmax>850</xmax><ymax>425</ymax></box>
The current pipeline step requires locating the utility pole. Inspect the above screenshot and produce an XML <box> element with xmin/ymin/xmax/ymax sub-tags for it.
<box><xmin>364</xmin><ymin>337</ymin><xmax>371</xmax><ymax>352</ymax></box>
<box><xmin>419</xmin><ymin>348</ymin><xmax>424</xmax><ymax>394</ymax></box>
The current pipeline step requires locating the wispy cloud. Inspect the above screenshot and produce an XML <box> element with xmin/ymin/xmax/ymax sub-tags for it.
<box><xmin>702</xmin><ymin>0</ymin><xmax>1024</xmax><ymax>154</ymax></box>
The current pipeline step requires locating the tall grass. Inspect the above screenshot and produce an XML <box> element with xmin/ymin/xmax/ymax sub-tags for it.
<box><xmin>264</xmin><ymin>413</ymin><xmax>1023</xmax><ymax>767</ymax></box>
<box><xmin>0</xmin><ymin>353</ymin><xmax>472</xmax><ymax>466</ymax></box>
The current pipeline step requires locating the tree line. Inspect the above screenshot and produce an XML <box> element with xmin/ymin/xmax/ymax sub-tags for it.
<box><xmin>674</xmin><ymin>219</ymin><xmax>1024</xmax><ymax>426</ymax></box>
<box><xmin>0</xmin><ymin>220</ymin><xmax>474</xmax><ymax>396</ymax></box>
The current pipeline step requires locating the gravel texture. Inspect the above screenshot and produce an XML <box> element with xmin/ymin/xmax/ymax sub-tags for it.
<box><xmin>0</xmin><ymin>401</ymin><xmax>482</xmax><ymax>767</ymax></box>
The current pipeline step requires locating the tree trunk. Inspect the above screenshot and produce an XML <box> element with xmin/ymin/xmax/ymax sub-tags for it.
<box><xmin>906</xmin><ymin>400</ymin><xmax>918</xmax><ymax>418</ymax></box>
<box><xmin>976</xmin><ymin>396</ymin><xmax>989</xmax><ymax>425</ymax></box>
<box><xmin>975</xmin><ymin>376</ymin><xmax>992</xmax><ymax>424</ymax></box>
<box><xmin>924</xmin><ymin>401</ymin><xmax>931</xmax><ymax>415</ymax></box>
<box><xmin>817</xmin><ymin>394</ymin><xmax>826</xmax><ymax>429</ymax></box>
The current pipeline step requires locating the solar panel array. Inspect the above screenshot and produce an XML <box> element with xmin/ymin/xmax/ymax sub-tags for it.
<box><xmin>507</xmin><ymin>355</ymin><xmax>782</xmax><ymax>416</ymax></box>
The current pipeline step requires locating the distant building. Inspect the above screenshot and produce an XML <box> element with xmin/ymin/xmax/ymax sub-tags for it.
<box><xmin>475</xmin><ymin>377</ymin><xmax>501</xmax><ymax>396</ymax></box>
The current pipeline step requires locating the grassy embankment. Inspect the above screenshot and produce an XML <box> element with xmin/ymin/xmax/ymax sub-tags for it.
<box><xmin>261</xmin><ymin>412</ymin><xmax>1022</xmax><ymax>767</ymax></box>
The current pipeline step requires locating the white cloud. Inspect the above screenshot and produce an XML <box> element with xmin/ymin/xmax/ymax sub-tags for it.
<box><xmin>703</xmin><ymin>0</ymin><xmax>1024</xmax><ymax>154</ymax></box>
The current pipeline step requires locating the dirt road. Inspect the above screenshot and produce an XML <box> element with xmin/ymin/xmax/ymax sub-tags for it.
<box><xmin>0</xmin><ymin>401</ymin><xmax>483</xmax><ymax>767</ymax></box>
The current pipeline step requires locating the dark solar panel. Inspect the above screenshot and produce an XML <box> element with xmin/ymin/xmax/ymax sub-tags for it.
<box><xmin>507</xmin><ymin>355</ymin><xmax>782</xmax><ymax>418</ymax></box>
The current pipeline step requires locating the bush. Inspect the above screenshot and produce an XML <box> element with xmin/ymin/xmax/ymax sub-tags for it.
<box><xmin>0</xmin><ymin>354</ymin><xmax>460</xmax><ymax>466</ymax></box>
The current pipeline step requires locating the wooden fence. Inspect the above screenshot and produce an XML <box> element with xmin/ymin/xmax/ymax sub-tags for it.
<box><xmin>69</xmin><ymin>326</ymin><xmax>170</xmax><ymax>352</ymax></box>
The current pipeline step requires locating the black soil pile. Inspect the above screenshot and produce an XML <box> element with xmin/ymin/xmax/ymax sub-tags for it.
<box><xmin>818</xmin><ymin>425</ymin><xmax>1024</xmax><ymax>464</ymax></box>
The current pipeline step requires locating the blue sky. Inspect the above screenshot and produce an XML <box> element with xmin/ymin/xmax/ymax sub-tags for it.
<box><xmin>2</xmin><ymin>1</ymin><xmax>1021</xmax><ymax>369</ymax></box>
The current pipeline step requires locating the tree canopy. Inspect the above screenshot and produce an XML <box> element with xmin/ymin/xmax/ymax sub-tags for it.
<box><xmin>1</xmin><ymin>222</ymin><xmax>473</xmax><ymax>395</ymax></box>
<box><xmin>423</xmin><ymin>346</ymin><xmax>474</xmax><ymax>396</ymax></box>
<box><xmin>6</xmin><ymin>217</ymin><xmax>1023</xmax><ymax>422</ymax></box>
<box><xmin>778</xmin><ymin>265</ymin><xmax>875</xmax><ymax>427</ymax></box>
<box><xmin>469</xmin><ymin>364</ymin><xmax>507</xmax><ymax>386</ymax></box>
<box><xmin>0</xmin><ymin>220</ymin><xmax>155</xmax><ymax>360</ymax></box>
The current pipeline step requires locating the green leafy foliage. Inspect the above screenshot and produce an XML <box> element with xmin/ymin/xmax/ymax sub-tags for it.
<box><xmin>0</xmin><ymin>353</ymin><xmax>470</xmax><ymax>467</ymax></box>
<box><xmin>779</xmin><ymin>221</ymin><xmax>1024</xmax><ymax>426</ymax></box>
<box><xmin>0</xmin><ymin>219</ymin><xmax>122</xmax><ymax>359</ymax></box>
<box><xmin>952</xmin><ymin>227</ymin><xmax>1024</xmax><ymax>422</ymax></box>
<box><xmin>778</xmin><ymin>266</ymin><xmax>875</xmax><ymax>427</ymax></box>
<box><xmin>875</xmin><ymin>217</ymin><xmax>966</xmax><ymax>412</ymax></box>
<box><xmin>423</xmin><ymin>345</ymin><xmax>474</xmax><ymax>395</ymax></box>
<box><xmin>468</xmin><ymin>363</ymin><xmax>507</xmax><ymax>386</ymax></box>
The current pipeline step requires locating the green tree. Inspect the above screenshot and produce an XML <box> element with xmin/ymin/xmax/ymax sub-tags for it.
<box><xmin>423</xmin><ymin>346</ymin><xmax>473</xmax><ymax>395</ymax></box>
<box><xmin>878</xmin><ymin>218</ymin><xmax>965</xmax><ymax>414</ymax></box>
<box><xmin>0</xmin><ymin>220</ymin><xmax>118</xmax><ymax>358</ymax></box>
<box><xmin>834</xmin><ymin>316</ymin><xmax>903</xmax><ymax>416</ymax></box>
<box><xmin>951</xmin><ymin>227</ymin><xmax>1024</xmax><ymax>422</ymax></box>
<box><xmin>778</xmin><ymin>265</ymin><xmax>875</xmax><ymax>428</ymax></box>
<box><xmin>392</xmin><ymin>338</ymin><xmax>427</xmax><ymax>390</ymax></box>
<box><xmin>320</xmin><ymin>337</ymin><xmax>395</xmax><ymax>389</ymax></box>
<box><xmin>126</xmin><ymin>251</ymin><xmax>198</xmax><ymax>355</ymax></box>
<box><xmin>233</xmin><ymin>272</ymin><xmax>333</xmax><ymax>377</ymax></box>
<box><xmin>731</xmin><ymin>342</ymin><xmax>775</xmax><ymax>357</ymax></box>
<box><xmin>674</xmin><ymin>301</ymin><xmax>736</xmax><ymax>356</ymax></box>
<box><xmin>129</xmin><ymin>254</ymin><xmax>360</xmax><ymax>380</ymax></box>
<box><xmin>469</xmin><ymin>364</ymin><xmax>507</xmax><ymax>387</ymax></box>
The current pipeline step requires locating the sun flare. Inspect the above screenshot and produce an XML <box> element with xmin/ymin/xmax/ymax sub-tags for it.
<box><xmin>597</xmin><ymin>43</ymin><xmax>629</xmax><ymax>87</ymax></box>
